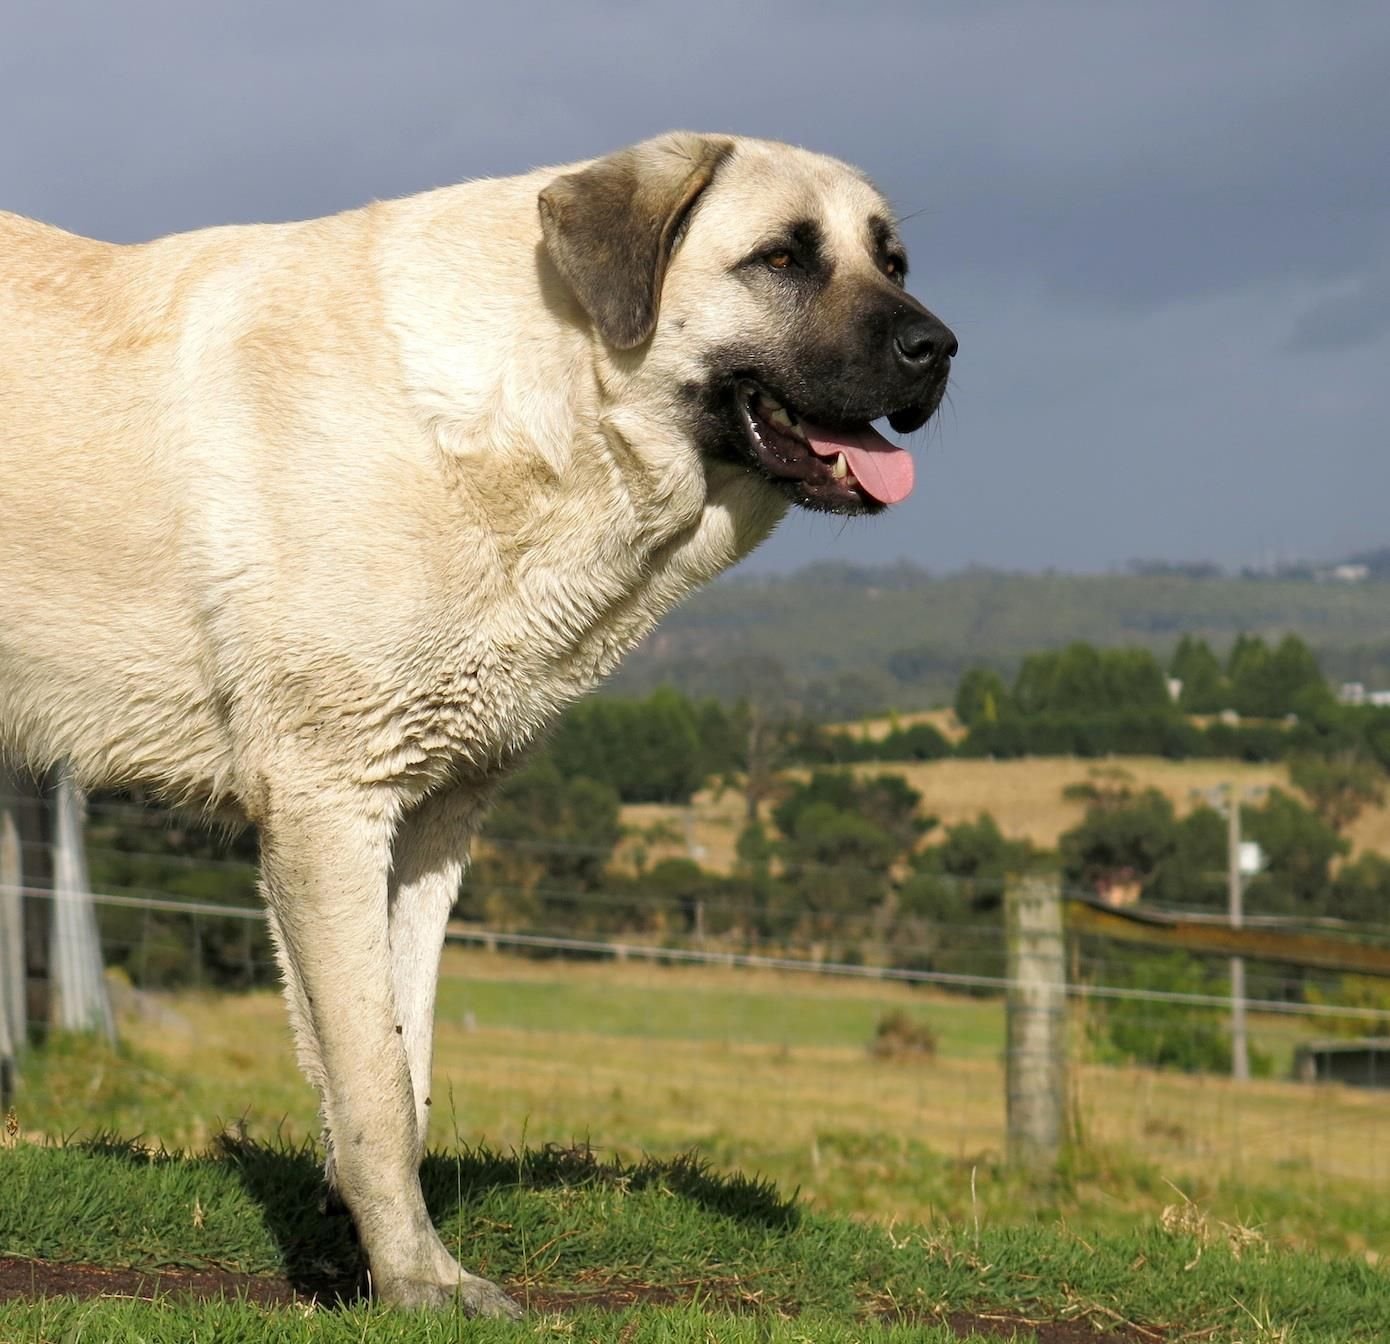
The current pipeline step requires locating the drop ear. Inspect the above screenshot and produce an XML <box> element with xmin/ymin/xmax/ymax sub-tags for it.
<box><xmin>538</xmin><ymin>132</ymin><xmax>733</xmax><ymax>350</ymax></box>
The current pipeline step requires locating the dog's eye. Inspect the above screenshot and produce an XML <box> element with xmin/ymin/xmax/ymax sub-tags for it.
<box><xmin>764</xmin><ymin>251</ymin><xmax>793</xmax><ymax>271</ymax></box>
<box><xmin>884</xmin><ymin>256</ymin><xmax>906</xmax><ymax>282</ymax></box>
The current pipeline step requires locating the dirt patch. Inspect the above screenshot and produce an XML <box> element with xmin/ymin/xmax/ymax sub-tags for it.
<box><xmin>0</xmin><ymin>1256</ymin><xmax>309</xmax><ymax>1308</ymax></box>
<box><xmin>936</xmin><ymin>1310</ymin><xmax>1163</xmax><ymax>1343</ymax></box>
<box><xmin>0</xmin><ymin>1256</ymin><xmax>1163</xmax><ymax>1341</ymax></box>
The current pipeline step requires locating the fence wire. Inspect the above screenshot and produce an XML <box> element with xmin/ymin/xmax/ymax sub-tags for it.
<box><xmin>5</xmin><ymin>845</ymin><xmax>1390</xmax><ymax>1209</ymax></box>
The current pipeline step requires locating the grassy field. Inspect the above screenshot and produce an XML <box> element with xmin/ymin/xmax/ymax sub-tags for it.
<box><xmin>12</xmin><ymin>949</ymin><xmax>1390</xmax><ymax>1264</ymax></box>
<box><xmin>5</xmin><ymin>1135</ymin><xmax>1387</xmax><ymax>1342</ymax></box>
<box><xmin>7</xmin><ymin>948</ymin><xmax>1390</xmax><ymax>1339</ymax></box>
<box><xmin>619</xmin><ymin>753</ymin><xmax>1390</xmax><ymax>874</ymax></box>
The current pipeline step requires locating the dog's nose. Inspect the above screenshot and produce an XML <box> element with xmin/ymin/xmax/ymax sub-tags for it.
<box><xmin>894</xmin><ymin>314</ymin><xmax>958</xmax><ymax>371</ymax></box>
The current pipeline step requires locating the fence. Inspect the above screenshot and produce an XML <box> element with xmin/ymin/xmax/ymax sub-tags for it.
<box><xmin>4</xmin><ymin>789</ymin><xmax>1390</xmax><ymax>1213</ymax></box>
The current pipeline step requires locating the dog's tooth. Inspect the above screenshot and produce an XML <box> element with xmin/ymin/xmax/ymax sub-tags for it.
<box><xmin>768</xmin><ymin>407</ymin><xmax>794</xmax><ymax>429</ymax></box>
<box><xmin>832</xmin><ymin>453</ymin><xmax>848</xmax><ymax>480</ymax></box>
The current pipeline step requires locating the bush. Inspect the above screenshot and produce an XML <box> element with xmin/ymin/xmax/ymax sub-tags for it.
<box><xmin>868</xmin><ymin>1009</ymin><xmax>937</xmax><ymax>1060</ymax></box>
<box><xmin>1089</xmin><ymin>953</ymin><xmax>1272</xmax><ymax>1076</ymax></box>
<box><xmin>958</xmin><ymin>711</ymin><xmax>1203</xmax><ymax>760</ymax></box>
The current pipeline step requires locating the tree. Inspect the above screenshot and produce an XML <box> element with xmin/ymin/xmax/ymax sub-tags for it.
<box><xmin>1092</xmin><ymin>954</ymin><xmax>1243</xmax><ymax>1074</ymax></box>
<box><xmin>1328</xmin><ymin>852</ymin><xmax>1390</xmax><ymax>925</ymax></box>
<box><xmin>1100</xmin><ymin>647</ymin><xmax>1171</xmax><ymax>712</ymax></box>
<box><xmin>1060</xmin><ymin>789</ymin><xmax>1178</xmax><ymax>893</ymax></box>
<box><xmin>1143</xmin><ymin>805</ymin><xmax>1227</xmax><ymax>912</ymax></box>
<box><xmin>1289</xmin><ymin>753</ymin><xmax>1386</xmax><ymax>832</ymax></box>
<box><xmin>1243</xmin><ymin>788</ymin><xmax>1347</xmax><ymax>915</ymax></box>
<box><xmin>902</xmin><ymin>812</ymin><xmax>1031</xmax><ymax>918</ymax></box>
<box><xmin>1169</xmin><ymin>635</ymin><xmax>1226</xmax><ymax>713</ymax></box>
<box><xmin>1012</xmin><ymin>643</ymin><xmax>1169</xmax><ymax>717</ymax></box>
<box><xmin>771</xmin><ymin>770</ymin><xmax>930</xmax><ymax>928</ymax></box>
<box><xmin>462</xmin><ymin>759</ymin><xmax>622</xmax><ymax>926</ymax></box>
<box><xmin>1228</xmin><ymin>633</ymin><xmax>1327</xmax><ymax>719</ymax></box>
<box><xmin>773</xmin><ymin>769</ymin><xmax>928</xmax><ymax>856</ymax></box>
<box><xmin>895</xmin><ymin>813</ymin><xmax>1030</xmax><ymax>978</ymax></box>
<box><xmin>955</xmin><ymin>667</ymin><xmax>1011</xmax><ymax>727</ymax></box>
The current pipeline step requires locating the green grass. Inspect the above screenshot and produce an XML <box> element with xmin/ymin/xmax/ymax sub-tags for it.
<box><xmin>2</xmin><ymin>1136</ymin><xmax>1387</xmax><ymax>1343</ymax></box>
<box><xmin>0</xmin><ymin>1301</ymin><xmax>989</xmax><ymax>1343</ymax></box>
<box><xmin>435</xmin><ymin>971</ymin><xmax>1005</xmax><ymax>1057</ymax></box>
<box><xmin>18</xmin><ymin>954</ymin><xmax>1390</xmax><ymax>1264</ymax></box>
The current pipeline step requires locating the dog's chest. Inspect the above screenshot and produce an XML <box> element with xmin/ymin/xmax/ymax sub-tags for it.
<box><xmin>371</xmin><ymin>546</ymin><xmax>694</xmax><ymax>795</ymax></box>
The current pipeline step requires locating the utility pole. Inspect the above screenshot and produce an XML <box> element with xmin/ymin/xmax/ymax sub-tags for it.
<box><xmin>1226</xmin><ymin>784</ymin><xmax>1249</xmax><ymax>1082</ymax></box>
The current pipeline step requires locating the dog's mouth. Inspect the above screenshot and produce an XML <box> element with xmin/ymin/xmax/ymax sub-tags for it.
<box><xmin>734</xmin><ymin>381</ymin><xmax>925</xmax><ymax>515</ymax></box>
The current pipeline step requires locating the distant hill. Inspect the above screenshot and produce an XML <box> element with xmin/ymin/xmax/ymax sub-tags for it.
<box><xmin>610</xmin><ymin>562</ymin><xmax>1390</xmax><ymax>717</ymax></box>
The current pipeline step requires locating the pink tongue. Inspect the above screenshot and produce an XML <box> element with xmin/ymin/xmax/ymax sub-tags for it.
<box><xmin>801</xmin><ymin>422</ymin><xmax>915</xmax><ymax>505</ymax></box>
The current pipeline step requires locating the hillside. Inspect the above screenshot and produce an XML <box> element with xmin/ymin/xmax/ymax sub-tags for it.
<box><xmin>610</xmin><ymin>563</ymin><xmax>1390</xmax><ymax>715</ymax></box>
<box><xmin>618</xmin><ymin>754</ymin><xmax>1390</xmax><ymax>876</ymax></box>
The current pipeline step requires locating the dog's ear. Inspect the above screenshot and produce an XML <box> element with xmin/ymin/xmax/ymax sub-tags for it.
<box><xmin>539</xmin><ymin>132</ymin><xmax>733</xmax><ymax>350</ymax></box>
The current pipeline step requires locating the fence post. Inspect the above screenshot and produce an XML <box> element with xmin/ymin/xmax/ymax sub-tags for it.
<box><xmin>50</xmin><ymin>766</ymin><xmax>115</xmax><ymax>1043</ymax></box>
<box><xmin>0</xmin><ymin>769</ymin><xmax>26</xmax><ymax>1106</ymax></box>
<box><xmin>1006</xmin><ymin>873</ymin><xmax>1068</xmax><ymax>1169</ymax></box>
<box><xmin>1</xmin><ymin>769</ymin><xmax>53</xmax><ymax>1056</ymax></box>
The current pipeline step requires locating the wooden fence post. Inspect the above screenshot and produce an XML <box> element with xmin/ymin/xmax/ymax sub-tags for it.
<box><xmin>1006</xmin><ymin>873</ymin><xmax>1068</xmax><ymax>1168</ymax></box>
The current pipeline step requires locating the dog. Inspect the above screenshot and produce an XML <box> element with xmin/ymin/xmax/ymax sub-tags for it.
<box><xmin>0</xmin><ymin>132</ymin><xmax>954</xmax><ymax>1314</ymax></box>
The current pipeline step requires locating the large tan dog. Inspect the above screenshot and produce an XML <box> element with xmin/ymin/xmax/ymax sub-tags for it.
<box><xmin>0</xmin><ymin>133</ymin><xmax>954</xmax><ymax>1313</ymax></box>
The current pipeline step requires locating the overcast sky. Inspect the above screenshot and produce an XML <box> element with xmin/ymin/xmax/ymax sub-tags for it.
<box><xmin>6</xmin><ymin>1</ymin><xmax>1388</xmax><ymax>575</ymax></box>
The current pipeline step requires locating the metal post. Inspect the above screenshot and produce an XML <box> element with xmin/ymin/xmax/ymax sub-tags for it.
<box><xmin>1226</xmin><ymin>785</ymin><xmax>1249</xmax><ymax>1082</ymax></box>
<box><xmin>1006</xmin><ymin>874</ymin><xmax>1067</xmax><ymax>1168</ymax></box>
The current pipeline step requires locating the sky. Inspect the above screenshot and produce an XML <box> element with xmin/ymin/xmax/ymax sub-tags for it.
<box><xmin>5</xmin><ymin>0</ymin><xmax>1388</xmax><ymax>576</ymax></box>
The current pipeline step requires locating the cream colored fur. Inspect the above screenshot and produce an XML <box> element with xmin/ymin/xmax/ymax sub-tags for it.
<box><xmin>0</xmin><ymin>133</ymin><xmax>902</xmax><ymax>1313</ymax></box>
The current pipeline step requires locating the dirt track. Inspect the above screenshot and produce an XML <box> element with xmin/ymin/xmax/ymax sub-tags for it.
<box><xmin>0</xmin><ymin>1256</ymin><xmax>1161</xmax><ymax>1342</ymax></box>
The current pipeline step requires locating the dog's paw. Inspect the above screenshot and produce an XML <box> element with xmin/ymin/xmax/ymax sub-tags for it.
<box><xmin>456</xmin><ymin>1272</ymin><xmax>524</xmax><ymax>1319</ymax></box>
<box><xmin>375</xmin><ymin>1268</ymin><xmax>522</xmax><ymax>1318</ymax></box>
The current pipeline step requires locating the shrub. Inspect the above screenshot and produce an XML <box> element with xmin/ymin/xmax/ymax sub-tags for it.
<box><xmin>868</xmin><ymin>1009</ymin><xmax>937</xmax><ymax>1060</ymax></box>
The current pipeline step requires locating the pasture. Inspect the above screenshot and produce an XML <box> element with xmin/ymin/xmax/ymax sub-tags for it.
<box><xmin>6</xmin><ymin>949</ymin><xmax>1390</xmax><ymax>1339</ymax></box>
<box><xmin>12</xmin><ymin>948</ymin><xmax>1390</xmax><ymax>1259</ymax></box>
<box><xmin>618</xmin><ymin>754</ymin><xmax>1389</xmax><ymax>875</ymax></box>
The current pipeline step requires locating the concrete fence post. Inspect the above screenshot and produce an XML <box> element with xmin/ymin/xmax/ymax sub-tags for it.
<box><xmin>50</xmin><ymin>766</ymin><xmax>115</xmax><ymax>1042</ymax></box>
<box><xmin>0</xmin><ymin>769</ymin><xmax>25</xmax><ymax>1107</ymax></box>
<box><xmin>1005</xmin><ymin>873</ymin><xmax>1068</xmax><ymax>1168</ymax></box>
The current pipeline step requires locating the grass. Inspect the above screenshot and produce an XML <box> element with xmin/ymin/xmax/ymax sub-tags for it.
<box><xmin>12</xmin><ymin>949</ymin><xmax>1390</xmax><ymax>1265</ymax></box>
<box><xmin>2</xmin><ymin>1135</ymin><xmax>1388</xmax><ymax>1342</ymax></box>
<box><xmin>8</xmin><ymin>948</ymin><xmax>1390</xmax><ymax>1340</ymax></box>
<box><xmin>0</xmin><ymin>1300</ymin><xmax>988</xmax><ymax>1343</ymax></box>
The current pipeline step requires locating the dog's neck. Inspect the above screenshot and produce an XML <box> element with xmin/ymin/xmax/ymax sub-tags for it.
<box><xmin>365</xmin><ymin>186</ymin><xmax>785</xmax><ymax>786</ymax></box>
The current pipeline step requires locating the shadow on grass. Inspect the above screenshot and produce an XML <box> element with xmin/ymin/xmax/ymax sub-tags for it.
<box><xmin>206</xmin><ymin>1135</ymin><xmax>798</xmax><ymax>1299</ymax></box>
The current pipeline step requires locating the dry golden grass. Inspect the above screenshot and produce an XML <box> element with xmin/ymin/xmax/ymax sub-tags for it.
<box><xmin>828</xmin><ymin>707</ymin><xmax>967</xmax><ymax>744</ymax></box>
<box><xmin>618</xmin><ymin>789</ymin><xmax>748</xmax><ymax>875</ymax></box>
<box><xmin>859</xmin><ymin>756</ymin><xmax>1293</xmax><ymax>850</ymax></box>
<box><xmin>620</xmin><ymin>753</ymin><xmax>1390</xmax><ymax>874</ymax></box>
<box><xmin>110</xmin><ymin>948</ymin><xmax>1390</xmax><ymax>1231</ymax></box>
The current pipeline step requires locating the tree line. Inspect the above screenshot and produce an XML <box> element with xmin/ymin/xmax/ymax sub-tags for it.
<box><xmin>84</xmin><ymin>629</ymin><xmax>1390</xmax><ymax>1075</ymax></box>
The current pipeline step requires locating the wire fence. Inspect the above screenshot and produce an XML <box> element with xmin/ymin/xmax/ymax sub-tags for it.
<box><xmin>5</xmin><ymin>791</ymin><xmax>1390</xmax><ymax>1211</ymax></box>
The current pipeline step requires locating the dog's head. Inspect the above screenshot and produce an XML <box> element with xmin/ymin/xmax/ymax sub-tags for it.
<box><xmin>539</xmin><ymin>132</ymin><xmax>955</xmax><ymax>516</ymax></box>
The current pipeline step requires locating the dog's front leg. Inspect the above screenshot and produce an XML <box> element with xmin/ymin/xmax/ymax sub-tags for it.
<box><xmin>260</xmin><ymin>793</ymin><xmax>519</xmax><ymax>1317</ymax></box>
<box><xmin>388</xmin><ymin>788</ymin><xmax>483</xmax><ymax>1164</ymax></box>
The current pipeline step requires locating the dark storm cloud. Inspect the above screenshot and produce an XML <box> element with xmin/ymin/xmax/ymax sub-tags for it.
<box><xmin>4</xmin><ymin>0</ymin><xmax>1388</xmax><ymax>572</ymax></box>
